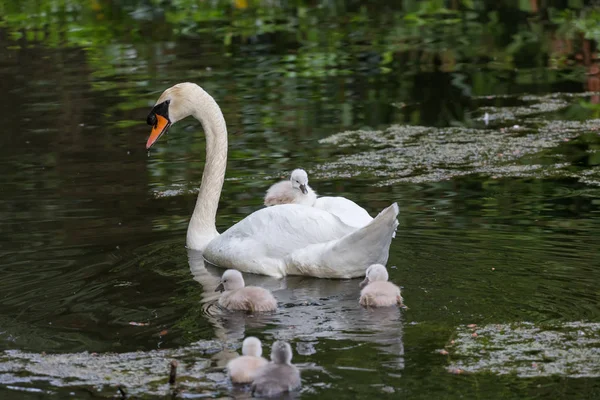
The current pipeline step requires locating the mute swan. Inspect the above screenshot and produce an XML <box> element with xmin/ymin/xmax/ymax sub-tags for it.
<box><xmin>264</xmin><ymin>168</ymin><xmax>374</xmax><ymax>229</ymax></box>
<box><xmin>146</xmin><ymin>82</ymin><xmax>398</xmax><ymax>278</ymax></box>
<box><xmin>215</xmin><ymin>269</ymin><xmax>277</xmax><ymax>312</ymax></box>
<box><xmin>264</xmin><ymin>169</ymin><xmax>317</xmax><ymax>206</ymax></box>
<box><xmin>251</xmin><ymin>341</ymin><xmax>301</xmax><ymax>397</ymax></box>
<box><xmin>359</xmin><ymin>264</ymin><xmax>403</xmax><ymax>307</ymax></box>
<box><xmin>226</xmin><ymin>337</ymin><xmax>269</xmax><ymax>383</ymax></box>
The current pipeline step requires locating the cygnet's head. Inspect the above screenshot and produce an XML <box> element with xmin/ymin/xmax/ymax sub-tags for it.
<box><xmin>359</xmin><ymin>264</ymin><xmax>389</xmax><ymax>288</ymax></box>
<box><xmin>241</xmin><ymin>337</ymin><xmax>263</xmax><ymax>357</ymax></box>
<box><xmin>270</xmin><ymin>341</ymin><xmax>293</xmax><ymax>364</ymax></box>
<box><xmin>215</xmin><ymin>269</ymin><xmax>245</xmax><ymax>292</ymax></box>
<box><xmin>290</xmin><ymin>169</ymin><xmax>309</xmax><ymax>194</ymax></box>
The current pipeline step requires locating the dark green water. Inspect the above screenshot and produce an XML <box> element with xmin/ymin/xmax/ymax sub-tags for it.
<box><xmin>1</xmin><ymin>0</ymin><xmax>600</xmax><ymax>398</ymax></box>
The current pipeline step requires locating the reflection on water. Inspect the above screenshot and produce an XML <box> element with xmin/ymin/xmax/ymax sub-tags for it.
<box><xmin>188</xmin><ymin>249</ymin><xmax>404</xmax><ymax>369</ymax></box>
<box><xmin>1</xmin><ymin>0</ymin><xmax>600</xmax><ymax>398</ymax></box>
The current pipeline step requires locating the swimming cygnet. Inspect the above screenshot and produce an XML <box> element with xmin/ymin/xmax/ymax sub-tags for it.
<box><xmin>251</xmin><ymin>341</ymin><xmax>301</xmax><ymax>397</ymax></box>
<box><xmin>215</xmin><ymin>269</ymin><xmax>277</xmax><ymax>312</ymax></box>
<box><xmin>359</xmin><ymin>264</ymin><xmax>403</xmax><ymax>307</ymax></box>
<box><xmin>264</xmin><ymin>168</ymin><xmax>317</xmax><ymax>206</ymax></box>
<box><xmin>227</xmin><ymin>337</ymin><xmax>269</xmax><ymax>383</ymax></box>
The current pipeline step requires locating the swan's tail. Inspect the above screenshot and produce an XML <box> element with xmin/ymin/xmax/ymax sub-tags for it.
<box><xmin>287</xmin><ymin>203</ymin><xmax>399</xmax><ymax>278</ymax></box>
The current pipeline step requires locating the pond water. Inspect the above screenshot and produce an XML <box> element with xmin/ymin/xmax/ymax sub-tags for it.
<box><xmin>1</xmin><ymin>1</ymin><xmax>600</xmax><ymax>399</ymax></box>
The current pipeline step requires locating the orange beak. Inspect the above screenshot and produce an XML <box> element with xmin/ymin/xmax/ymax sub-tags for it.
<box><xmin>146</xmin><ymin>114</ymin><xmax>171</xmax><ymax>149</ymax></box>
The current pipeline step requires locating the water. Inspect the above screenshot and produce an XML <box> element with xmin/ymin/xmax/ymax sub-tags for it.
<box><xmin>1</xmin><ymin>0</ymin><xmax>600</xmax><ymax>398</ymax></box>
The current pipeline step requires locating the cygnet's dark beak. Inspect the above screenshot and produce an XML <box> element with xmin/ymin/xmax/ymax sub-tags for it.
<box><xmin>359</xmin><ymin>277</ymin><xmax>369</xmax><ymax>289</ymax></box>
<box><xmin>215</xmin><ymin>283</ymin><xmax>224</xmax><ymax>292</ymax></box>
<box><xmin>300</xmin><ymin>184</ymin><xmax>308</xmax><ymax>194</ymax></box>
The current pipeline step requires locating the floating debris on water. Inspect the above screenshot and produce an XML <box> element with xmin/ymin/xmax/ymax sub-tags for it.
<box><xmin>0</xmin><ymin>340</ymin><xmax>228</xmax><ymax>397</ymax></box>
<box><xmin>446</xmin><ymin>322</ymin><xmax>600</xmax><ymax>378</ymax></box>
<box><xmin>316</xmin><ymin>112</ymin><xmax>600</xmax><ymax>186</ymax></box>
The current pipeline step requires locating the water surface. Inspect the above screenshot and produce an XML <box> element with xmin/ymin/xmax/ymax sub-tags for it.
<box><xmin>1</xmin><ymin>1</ymin><xmax>600</xmax><ymax>398</ymax></box>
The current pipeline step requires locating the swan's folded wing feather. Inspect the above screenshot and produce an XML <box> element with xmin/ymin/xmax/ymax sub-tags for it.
<box><xmin>203</xmin><ymin>205</ymin><xmax>355</xmax><ymax>276</ymax></box>
<box><xmin>204</xmin><ymin>203</ymin><xmax>398</xmax><ymax>278</ymax></box>
<box><xmin>314</xmin><ymin>196</ymin><xmax>373</xmax><ymax>228</ymax></box>
<box><xmin>286</xmin><ymin>203</ymin><xmax>398</xmax><ymax>278</ymax></box>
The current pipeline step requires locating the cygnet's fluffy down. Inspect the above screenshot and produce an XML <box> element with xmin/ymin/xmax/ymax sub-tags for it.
<box><xmin>251</xmin><ymin>341</ymin><xmax>301</xmax><ymax>397</ymax></box>
<box><xmin>227</xmin><ymin>337</ymin><xmax>269</xmax><ymax>383</ymax></box>
<box><xmin>263</xmin><ymin>168</ymin><xmax>390</xmax><ymax>235</ymax></box>
<box><xmin>359</xmin><ymin>264</ymin><xmax>403</xmax><ymax>307</ymax></box>
<box><xmin>215</xmin><ymin>269</ymin><xmax>277</xmax><ymax>312</ymax></box>
<box><xmin>264</xmin><ymin>168</ymin><xmax>317</xmax><ymax>206</ymax></box>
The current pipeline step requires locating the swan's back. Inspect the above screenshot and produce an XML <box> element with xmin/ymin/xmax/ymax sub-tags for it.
<box><xmin>205</xmin><ymin>202</ymin><xmax>398</xmax><ymax>278</ymax></box>
<box><xmin>227</xmin><ymin>355</ymin><xmax>268</xmax><ymax>383</ymax></box>
<box><xmin>220</xmin><ymin>286</ymin><xmax>277</xmax><ymax>312</ymax></box>
<box><xmin>359</xmin><ymin>281</ymin><xmax>402</xmax><ymax>307</ymax></box>
<box><xmin>314</xmin><ymin>196</ymin><xmax>373</xmax><ymax>228</ymax></box>
<box><xmin>205</xmin><ymin>205</ymin><xmax>355</xmax><ymax>275</ymax></box>
<box><xmin>264</xmin><ymin>181</ymin><xmax>316</xmax><ymax>206</ymax></box>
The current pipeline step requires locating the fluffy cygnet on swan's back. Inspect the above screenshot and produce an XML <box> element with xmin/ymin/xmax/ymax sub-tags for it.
<box><xmin>359</xmin><ymin>264</ymin><xmax>404</xmax><ymax>307</ymax></box>
<box><xmin>226</xmin><ymin>337</ymin><xmax>269</xmax><ymax>383</ymax></box>
<box><xmin>215</xmin><ymin>269</ymin><xmax>277</xmax><ymax>312</ymax></box>
<box><xmin>251</xmin><ymin>340</ymin><xmax>301</xmax><ymax>397</ymax></box>
<box><xmin>264</xmin><ymin>168</ymin><xmax>317</xmax><ymax>207</ymax></box>
<box><xmin>263</xmin><ymin>168</ymin><xmax>379</xmax><ymax>231</ymax></box>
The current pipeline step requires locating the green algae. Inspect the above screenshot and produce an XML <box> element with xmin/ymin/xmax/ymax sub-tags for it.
<box><xmin>316</xmin><ymin>94</ymin><xmax>600</xmax><ymax>186</ymax></box>
<box><xmin>445</xmin><ymin>322</ymin><xmax>600</xmax><ymax>378</ymax></box>
<box><xmin>0</xmin><ymin>340</ymin><xmax>229</xmax><ymax>397</ymax></box>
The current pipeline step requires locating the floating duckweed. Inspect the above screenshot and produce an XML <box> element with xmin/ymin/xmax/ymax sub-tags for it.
<box><xmin>446</xmin><ymin>322</ymin><xmax>600</xmax><ymax>378</ymax></box>
<box><xmin>0</xmin><ymin>340</ymin><xmax>227</xmax><ymax>396</ymax></box>
<box><xmin>316</xmin><ymin>115</ymin><xmax>600</xmax><ymax>186</ymax></box>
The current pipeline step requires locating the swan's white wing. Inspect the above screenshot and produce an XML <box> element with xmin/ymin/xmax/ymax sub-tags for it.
<box><xmin>286</xmin><ymin>203</ymin><xmax>398</xmax><ymax>278</ymax></box>
<box><xmin>204</xmin><ymin>204</ymin><xmax>354</xmax><ymax>276</ymax></box>
<box><xmin>314</xmin><ymin>196</ymin><xmax>373</xmax><ymax>228</ymax></box>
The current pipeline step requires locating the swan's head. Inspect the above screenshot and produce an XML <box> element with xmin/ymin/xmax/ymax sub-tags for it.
<box><xmin>146</xmin><ymin>82</ymin><xmax>203</xmax><ymax>149</ymax></box>
<box><xmin>215</xmin><ymin>269</ymin><xmax>245</xmax><ymax>292</ymax></box>
<box><xmin>242</xmin><ymin>337</ymin><xmax>263</xmax><ymax>357</ymax></box>
<box><xmin>290</xmin><ymin>169</ymin><xmax>309</xmax><ymax>195</ymax></box>
<box><xmin>270</xmin><ymin>340</ymin><xmax>293</xmax><ymax>364</ymax></box>
<box><xmin>359</xmin><ymin>264</ymin><xmax>389</xmax><ymax>288</ymax></box>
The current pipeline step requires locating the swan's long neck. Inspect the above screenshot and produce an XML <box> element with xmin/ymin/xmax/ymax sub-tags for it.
<box><xmin>186</xmin><ymin>86</ymin><xmax>228</xmax><ymax>250</ymax></box>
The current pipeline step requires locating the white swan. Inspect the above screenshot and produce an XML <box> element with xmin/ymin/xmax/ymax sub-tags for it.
<box><xmin>264</xmin><ymin>168</ymin><xmax>374</xmax><ymax>229</ymax></box>
<box><xmin>264</xmin><ymin>169</ymin><xmax>317</xmax><ymax>206</ymax></box>
<box><xmin>146</xmin><ymin>82</ymin><xmax>398</xmax><ymax>278</ymax></box>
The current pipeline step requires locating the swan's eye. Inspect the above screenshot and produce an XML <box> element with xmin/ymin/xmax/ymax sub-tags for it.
<box><xmin>147</xmin><ymin>113</ymin><xmax>157</xmax><ymax>126</ymax></box>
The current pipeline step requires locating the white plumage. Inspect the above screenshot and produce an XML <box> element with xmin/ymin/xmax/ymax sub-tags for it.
<box><xmin>264</xmin><ymin>169</ymin><xmax>317</xmax><ymax>206</ymax></box>
<box><xmin>146</xmin><ymin>83</ymin><xmax>399</xmax><ymax>278</ymax></box>
<box><xmin>264</xmin><ymin>168</ymin><xmax>375</xmax><ymax>229</ymax></box>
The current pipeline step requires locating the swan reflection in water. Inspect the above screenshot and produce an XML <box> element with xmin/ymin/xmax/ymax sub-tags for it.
<box><xmin>187</xmin><ymin>249</ymin><xmax>405</xmax><ymax>373</ymax></box>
